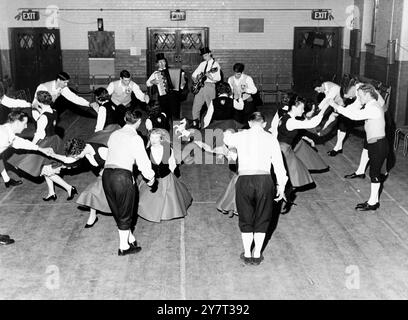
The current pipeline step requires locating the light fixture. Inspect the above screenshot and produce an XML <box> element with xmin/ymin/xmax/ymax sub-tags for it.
<box><xmin>387</xmin><ymin>40</ymin><xmax>396</xmax><ymax>65</ymax></box>
<box><xmin>97</xmin><ymin>18</ymin><xmax>104</xmax><ymax>31</ymax></box>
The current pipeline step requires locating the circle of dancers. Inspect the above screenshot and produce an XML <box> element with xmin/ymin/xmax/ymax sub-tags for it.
<box><xmin>0</xmin><ymin>48</ymin><xmax>393</xmax><ymax>266</ymax></box>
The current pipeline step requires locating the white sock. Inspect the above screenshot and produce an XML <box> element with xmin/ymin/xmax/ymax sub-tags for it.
<box><xmin>368</xmin><ymin>183</ymin><xmax>381</xmax><ymax>205</ymax></box>
<box><xmin>1</xmin><ymin>170</ymin><xmax>10</xmax><ymax>183</ymax></box>
<box><xmin>118</xmin><ymin>229</ymin><xmax>130</xmax><ymax>250</ymax></box>
<box><xmin>128</xmin><ymin>232</ymin><xmax>136</xmax><ymax>244</ymax></box>
<box><xmin>333</xmin><ymin>130</ymin><xmax>346</xmax><ymax>151</ymax></box>
<box><xmin>241</xmin><ymin>233</ymin><xmax>254</xmax><ymax>257</ymax></box>
<box><xmin>86</xmin><ymin>209</ymin><xmax>97</xmax><ymax>225</ymax></box>
<box><xmin>356</xmin><ymin>149</ymin><xmax>369</xmax><ymax>175</ymax></box>
<box><xmin>253</xmin><ymin>233</ymin><xmax>266</xmax><ymax>258</ymax></box>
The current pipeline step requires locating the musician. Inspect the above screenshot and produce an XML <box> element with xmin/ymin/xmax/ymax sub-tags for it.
<box><xmin>227</xmin><ymin>63</ymin><xmax>258</xmax><ymax>125</ymax></box>
<box><xmin>146</xmin><ymin>53</ymin><xmax>186</xmax><ymax>121</ymax></box>
<box><xmin>191</xmin><ymin>47</ymin><xmax>221</xmax><ymax>127</ymax></box>
<box><xmin>107</xmin><ymin>70</ymin><xmax>150</xmax><ymax>126</ymax></box>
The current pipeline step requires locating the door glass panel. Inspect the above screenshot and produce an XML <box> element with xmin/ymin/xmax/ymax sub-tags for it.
<box><xmin>181</xmin><ymin>33</ymin><xmax>203</xmax><ymax>50</ymax></box>
<box><xmin>18</xmin><ymin>34</ymin><xmax>34</xmax><ymax>49</ymax></box>
<box><xmin>40</xmin><ymin>32</ymin><xmax>56</xmax><ymax>50</ymax></box>
<box><xmin>153</xmin><ymin>33</ymin><xmax>176</xmax><ymax>51</ymax></box>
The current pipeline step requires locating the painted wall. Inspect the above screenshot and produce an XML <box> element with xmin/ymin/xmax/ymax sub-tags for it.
<box><xmin>0</xmin><ymin>0</ymin><xmax>353</xmax><ymax>51</ymax></box>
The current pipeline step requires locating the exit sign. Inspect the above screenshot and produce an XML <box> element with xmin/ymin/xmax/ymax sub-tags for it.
<box><xmin>170</xmin><ymin>10</ymin><xmax>186</xmax><ymax>21</ymax></box>
<box><xmin>22</xmin><ymin>10</ymin><xmax>40</xmax><ymax>21</ymax></box>
<box><xmin>311</xmin><ymin>9</ymin><xmax>333</xmax><ymax>21</ymax></box>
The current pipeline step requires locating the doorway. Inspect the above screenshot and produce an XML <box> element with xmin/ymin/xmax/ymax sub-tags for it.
<box><xmin>293</xmin><ymin>27</ymin><xmax>343</xmax><ymax>96</ymax></box>
<box><xmin>9</xmin><ymin>28</ymin><xmax>62</xmax><ymax>100</ymax></box>
<box><xmin>147</xmin><ymin>27</ymin><xmax>209</xmax><ymax>100</ymax></box>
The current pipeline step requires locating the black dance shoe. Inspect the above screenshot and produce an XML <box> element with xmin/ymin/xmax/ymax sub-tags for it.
<box><xmin>357</xmin><ymin>202</ymin><xmax>380</xmax><ymax>211</ymax></box>
<box><xmin>118</xmin><ymin>245</ymin><xmax>142</xmax><ymax>256</ymax></box>
<box><xmin>345</xmin><ymin>172</ymin><xmax>366</xmax><ymax>179</ymax></box>
<box><xmin>355</xmin><ymin>201</ymin><xmax>368</xmax><ymax>209</ymax></box>
<box><xmin>0</xmin><ymin>236</ymin><xmax>15</xmax><ymax>245</ymax></box>
<box><xmin>84</xmin><ymin>217</ymin><xmax>98</xmax><ymax>229</ymax></box>
<box><xmin>5</xmin><ymin>179</ymin><xmax>23</xmax><ymax>188</ymax></box>
<box><xmin>43</xmin><ymin>194</ymin><xmax>57</xmax><ymax>201</ymax></box>
<box><xmin>252</xmin><ymin>255</ymin><xmax>264</xmax><ymax>266</ymax></box>
<box><xmin>240</xmin><ymin>252</ymin><xmax>252</xmax><ymax>265</ymax></box>
<box><xmin>67</xmin><ymin>186</ymin><xmax>78</xmax><ymax>201</ymax></box>
<box><xmin>128</xmin><ymin>240</ymin><xmax>142</xmax><ymax>252</ymax></box>
<box><xmin>327</xmin><ymin>149</ymin><xmax>343</xmax><ymax>157</ymax></box>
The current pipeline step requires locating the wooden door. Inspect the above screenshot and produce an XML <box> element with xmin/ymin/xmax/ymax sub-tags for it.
<box><xmin>10</xmin><ymin>28</ymin><xmax>62</xmax><ymax>100</ymax></box>
<box><xmin>293</xmin><ymin>27</ymin><xmax>343</xmax><ymax>96</ymax></box>
<box><xmin>147</xmin><ymin>27</ymin><xmax>208</xmax><ymax>98</ymax></box>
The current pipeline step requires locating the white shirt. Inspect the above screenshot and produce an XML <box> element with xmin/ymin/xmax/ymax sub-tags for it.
<box><xmin>32</xmin><ymin>80</ymin><xmax>90</xmax><ymax>109</ymax></box>
<box><xmin>0</xmin><ymin>95</ymin><xmax>31</xmax><ymax>109</ymax></box>
<box><xmin>94</xmin><ymin>101</ymin><xmax>109</xmax><ymax>132</ymax></box>
<box><xmin>228</xmin><ymin>74</ymin><xmax>257</xmax><ymax>100</ymax></box>
<box><xmin>192</xmin><ymin>59</ymin><xmax>221</xmax><ymax>83</ymax></box>
<box><xmin>336</xmin><ymin>99</ymin><xmax>385</xmax><ymax>141</ymax></box>
<box><xmin>223</xmin><ymin>126</ymin><xmax>288</xmax><ymax>187</ymax></box>
<box><xmin>32</xmin><ymin>105</ymin><xmax>54</xmax><ymax>144</ymax></box>
<box><xmin>107</xmin><ymin>80</ymin><xmax>146</xmax><ymax>106</ymax></box>
<box><xmin>0</xmin><ymin>123</ymin><xmax>39</xmax><ymax>155</ymax></box>
<box><xmin>104</xmin><ymin>125</ymin><xmax>155</xmax><ymax>180</ymax></box>
<box><xmin>320</xmin><ymin>82</ymin><xmax>343</xmax><ymax>107</ymax></box>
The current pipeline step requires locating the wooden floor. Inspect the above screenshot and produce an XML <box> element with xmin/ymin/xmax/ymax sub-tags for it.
<box><xmin>1</xmin><ymin>103</ymin><xmax>408</xmax><ymax>300</ymax></box>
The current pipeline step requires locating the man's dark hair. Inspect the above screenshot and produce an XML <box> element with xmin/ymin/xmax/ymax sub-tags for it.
<box><xmin>248</xmin><ymin>111</ymin><xmax>265</xmax><ymax>123</ymax></box>
<box><xmin>120</xmin><ymin>70</ymin><xmax>131</xmax><ymax>79</ymax></box>
<box><xmin>288</xmin><ymin>94</ymin><xmax>305</xmax><ymax>111</ymax></box>
<box><xmin>358</xmin><ymin>83</ymin><xmax>379</xmax><ymax>100</ymax></box>
<box><xmin>125</xmin><ymin>106</ymin><xmax>143</xmax><ymax>124</ymax></box>
<box><xmin>7</xmin><ymin>111</ymin><xmax>28</xmax><ymax>123</ymax></box>
<box><xmin>94</xmin><ymin>87</ymin><xmax>110</xmax><ymax>102</ymax></box>
<box><xmin>216</xmin><ymin>82</ymin><xmax>231</xmax><ymax>96</ymax></box>
<box><xmin>37</xmin><ymin>91</ymin><xmax>53</xmax><ymax>105</ymax></box>
<box><xmin>233</xmin><ymin>63</ymin><xmax>245</xmax><ymax>73</ymax></box>
<box><xmin>56</xmin><ymin>71</ymin><xmax>70</xmax><ymax>81</ymax></box>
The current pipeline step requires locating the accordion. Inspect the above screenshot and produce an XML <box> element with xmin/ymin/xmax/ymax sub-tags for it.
<box><xmin>154</xmin><ymin>69</ymin><xmax>183</xmax><ymax>96</ymax></box>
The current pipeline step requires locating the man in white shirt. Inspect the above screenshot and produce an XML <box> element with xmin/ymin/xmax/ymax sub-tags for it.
<box><xmin>107</xmin><ymin>70</ymin><xmax>149</xmax><ymax>126</ymax></box>
<box><xmin>0</xmin><ymin>81</ymin><xmax>32</xmax><ymax>187</ymax></box>
<box><xmin>32</xmin><ymin>71</ymin><xmax>94</xmax><ymax>118</ymax></box>
<box><xmin>227</xmin><ymin>63</ymin><xmax>258</xmax><ymax>125</ymax></box>
<box><xmin>0</xmin><ymin>111</ymin><xmax>53</xmax><ymax>245</ymax></box>
<box><xmin>223</xmin><ymin>112</ymin><xmax>288</xmax><ymax>265</ymax></box>
<box><xmin>332</xmin><ymin>84</ymin><xmax>388</xmax><ymax>212</ymax></box>
<box><xmin>102</xmin><ymin>107</ymin><xmax>155</xmax><ymax>256</ymax></box>
<box><xmin>191</xmin><ymin>47</ymin><xmax>221</xmax><ymax>127</ymax></box>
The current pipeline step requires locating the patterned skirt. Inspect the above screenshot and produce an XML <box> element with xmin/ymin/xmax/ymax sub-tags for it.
<box><xmin>76</xmin><ymin>175</ymin><xmax>111</xmax><ymax>213</ymax></box>
<box><xmin>137</xmin><ymin>173</ymin><xmax>193</xmax><ymax>223</ymax></box>
<box><xmin>293</xmin><ymin>139</ymin><xmax>329</xmax><ymax>172</ymax></box>
<box><xmin>7</xmin><ymin>135</ymin><xmax>65</xmax><ymax>177</ymax></box>
<box><xmin>216</xmin><ymin>173</ymin><xmax>238</xmax><ymax>214</ymax></box>
<box><xmin>280</xmin><ymin>142</ymin><xmax>314</xmax><ymax>188</ymax></box>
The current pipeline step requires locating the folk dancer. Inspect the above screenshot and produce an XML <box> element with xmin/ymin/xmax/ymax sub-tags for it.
<box><xmin>0</xmin><ymin>111</ymin><xmax>53</xmax><ymax>245</ymax></box>
<box><xmin>227</xmin><ymin>63</ymin><xmax>258</xmax><ymax>126</ymax></box>
<box><xmin>331</xmin><ymin>84</ymin><xmax>389</xmax><ymax>211</ymax></box>
<box><xmin>107</xmin><ymin>70</ymin><xmax>150</xmax><ymax>126</ymax></box>
<box><xmin>223</xmin><ymin>112</ymin><xmax>288</xmax><ymax>265</ymax></box>
<box><xmin>102</xmin><ymin>107</ymin><xmax>155</xmax><ymax>256</ymax></box>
